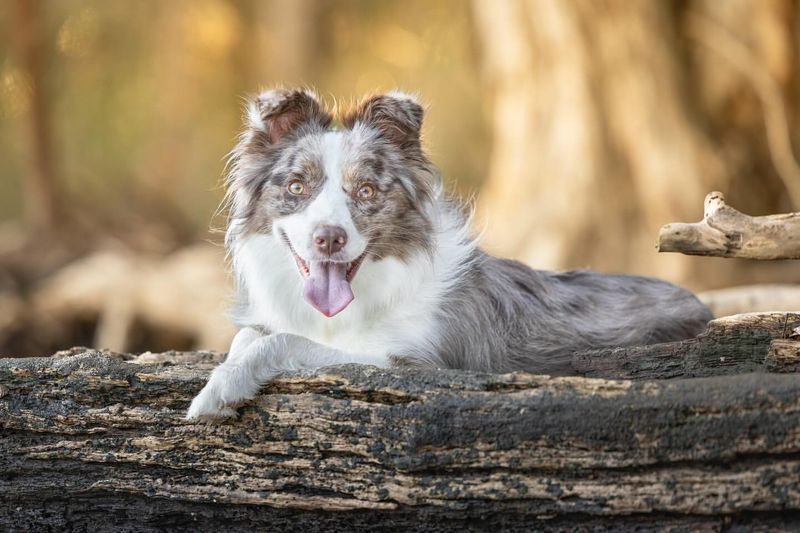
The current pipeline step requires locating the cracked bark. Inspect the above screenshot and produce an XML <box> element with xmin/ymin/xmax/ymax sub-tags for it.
<box><xmin>574</xmin><ymin>311</ymin><xmax>800</xmax><ymax>379</ymax></box>
<box><xmin>2</xmin><ymin>312</ymin><xmax>800</xmax><ymax>531</ymax></box>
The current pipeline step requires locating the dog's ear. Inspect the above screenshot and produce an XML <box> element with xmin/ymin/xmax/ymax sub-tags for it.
<box><xmin>246</xmin><ymin>89</ymin><xmax>331</xmax><ymax>144</ymax></box>
<box><xmin>343</xmin><ymin>91</ymin><xmax>424</xmax><ymax>150</ymax></box>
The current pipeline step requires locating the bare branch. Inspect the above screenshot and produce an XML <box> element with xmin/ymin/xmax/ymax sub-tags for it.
<box><xmin>658</xmin><ymin>191</ymin><xmax>800</xmax><ymax>259</ymax></box>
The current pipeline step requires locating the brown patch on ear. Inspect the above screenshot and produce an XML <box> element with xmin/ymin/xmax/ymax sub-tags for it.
<box><xmin>252</xmin><ymin>89</ymin><xmax>332</xmax><ymax>144</ymax></box>
<box><xmin>342</xmin><ymin>93</ymin><xmax>424</xmax><ymax>150</ymax></box>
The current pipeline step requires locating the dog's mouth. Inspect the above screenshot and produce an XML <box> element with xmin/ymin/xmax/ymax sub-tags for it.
<box><xmin>281</xmin><ymin>232</ymin><xmax>367</xmax><ymax>318</ymax></box>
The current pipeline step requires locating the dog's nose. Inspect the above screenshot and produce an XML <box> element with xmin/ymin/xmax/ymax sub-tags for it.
<box><xmin>313</xmin><ymin>225</ymin><xmax>347</xmax><ymax>256</ymax></box>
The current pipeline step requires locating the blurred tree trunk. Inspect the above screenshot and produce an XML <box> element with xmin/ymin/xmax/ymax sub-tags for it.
<box><xmin>253</xmin><ymin>0</ymin><xmax>319</xmax><ymax>84</ymax></box>
<box><xmin>471</xmin><ymin>0</ymin><xmax>798</xmax><ymax>288</ymax></box>
<box><xmin>10</xmin><ymin>0</ymin><xmax>62</xmax><ymax>236</ymax></box>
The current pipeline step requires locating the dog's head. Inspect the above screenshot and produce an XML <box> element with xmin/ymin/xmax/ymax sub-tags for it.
<box><xmin>226</xmin><ymin>89</ymin><xmax>437</xmax><ymax>317</ymax></box>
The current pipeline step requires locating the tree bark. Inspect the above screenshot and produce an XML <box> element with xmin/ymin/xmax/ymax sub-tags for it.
<box><xmin>767</xmin><ymin>338</ymin><xmax>800</xmax><ymax>373</ymax></box>
<box><xmin>658</xmin><ymin>191</ymin><xmax>800</xmax><ymax>259</ymax></box>
<box><xmin>2</xmin><ymin>313</ymin><xmax>800</xmax><ymax>531</ymax></box>
<box><xmin>574</xmin><ymin>311</ymin><xmax>798</xmax><ymax>379</ymax></box>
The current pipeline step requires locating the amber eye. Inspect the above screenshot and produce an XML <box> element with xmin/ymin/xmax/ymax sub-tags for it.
<box><xmin>356</xmin><ymin>183</ymin><xmax>376</xmax><ymax>199</ymax></box>
<box><xmin>287</xmin><ymin>179</ymin><xmax>305</xmax><ymax>195</ymax></box>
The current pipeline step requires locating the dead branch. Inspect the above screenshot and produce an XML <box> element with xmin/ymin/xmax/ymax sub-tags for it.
<box><xmin>31</xmin><ymin>245</ymin><xmax>235</xmax><ymax>353</ymax></box>
<box><xmin>657</xmin><ymin>191</ymin><xmax>800</xmax><ymax>259</ymax></box>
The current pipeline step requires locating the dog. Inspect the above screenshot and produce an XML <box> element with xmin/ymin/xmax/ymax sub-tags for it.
<box><xmin>186</xmin><ymin>89</ymin><xmax>712</xmax><ymax>420</ymax></box>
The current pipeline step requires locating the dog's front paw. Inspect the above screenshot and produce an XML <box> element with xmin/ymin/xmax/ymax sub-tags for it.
<box><xmin>185</xmin><ymin>384</ymin><xmax>238</xmax><ymax>422</ymax></box>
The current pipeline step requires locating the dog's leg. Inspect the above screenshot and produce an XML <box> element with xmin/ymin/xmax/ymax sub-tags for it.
<box><xmin>186</xmin><ymin>329</ymin><xmax>387</xmax><ymax>420</ymax></box>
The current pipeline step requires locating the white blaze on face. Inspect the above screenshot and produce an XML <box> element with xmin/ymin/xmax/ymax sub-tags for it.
<box><xmin>276</xmin><ymin>131</ymin><xmax>367</xmax><ymax>261</ymax></box>
<box><xmin>273</xmin><ymin>131</ymin><xmax>369</xmax><ymax>317</ymax></box>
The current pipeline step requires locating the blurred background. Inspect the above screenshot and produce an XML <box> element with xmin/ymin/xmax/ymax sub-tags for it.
<box><xmin>0</xmin><ymin>0</ymin><xmax>798</xmax><ymax>357</ymax></box>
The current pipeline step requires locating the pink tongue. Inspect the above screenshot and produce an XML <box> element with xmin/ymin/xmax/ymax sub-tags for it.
<box><xmin>303</xmin><ymin>262</ymin><xmax>354</xmax><ymax>317</ymax></box>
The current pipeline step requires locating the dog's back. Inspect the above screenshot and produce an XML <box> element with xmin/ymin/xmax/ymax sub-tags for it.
<box><xmin>427</xmin><ymin>251</ymin><xmax>712</xmax><ymax>375</ymax></box>
<box><xmin>224</xmin><ymin>89</ymin><xmax>712</xmax><ymax>376</ymax></box>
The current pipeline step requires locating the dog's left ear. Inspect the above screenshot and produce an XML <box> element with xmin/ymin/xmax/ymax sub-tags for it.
<box><xmin>343</xmin><ymin>91</ymin><xmax>424</xmax><ymax>150</ymax></box>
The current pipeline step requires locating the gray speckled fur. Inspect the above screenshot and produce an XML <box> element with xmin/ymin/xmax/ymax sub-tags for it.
<box><xmin>417</xmin><ymin>250</ymin><xmax>712</xmax><ymax>374</ymax></box>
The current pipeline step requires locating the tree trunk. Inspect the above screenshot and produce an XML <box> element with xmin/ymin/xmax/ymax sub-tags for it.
<box><xmin>10</xmin><ymin>0</ymin><xmax>63</xmax><ymax>235</ymax></box>
<box><xmin>2</xmin><ymin>313</ymin><xmax>800</xmax><ymax>531</ymax></box>
<box><xmin>471</xmin><ymin>0</ymin><xmax>798</xmax><ymax>289</ymax></box>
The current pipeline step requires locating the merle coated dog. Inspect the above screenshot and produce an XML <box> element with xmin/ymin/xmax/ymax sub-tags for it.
<box><xmin>187</xmin><ymin>89</ymin><xmax>711</xmax><ymax>420</ymax></box>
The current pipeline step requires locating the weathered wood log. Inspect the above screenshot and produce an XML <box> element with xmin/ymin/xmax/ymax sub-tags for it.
<box><xmin>767</xmin><ymin>339</ymin><xmax>800</xmax><ymax>373</ymax></box>
<box><xmin>657</xmin><ymin>191</ymin><xmax>800</xmax><ymax>259</ymax></box>
<box><xmin>2</xmin><ymin>314</ymin><xmax>800</xmax><ymax>531</ymax></box>
<box><xmin>574</xmin><ymin>311</ymin><xmax>800</xmax><ymax>379</ymax></box>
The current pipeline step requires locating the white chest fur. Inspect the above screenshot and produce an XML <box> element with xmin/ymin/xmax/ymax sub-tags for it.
<box><xmin>234</xmin><ymin>234</ymin><xmax>436</xmax><ymax>357</ymax></box>
<box><xmin>231</xmin><ymin>205</ymin><xmax>475</xmax><ymax>359</ymax></box>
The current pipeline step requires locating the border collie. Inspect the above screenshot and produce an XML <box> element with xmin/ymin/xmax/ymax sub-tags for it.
<box><xmin>187</xmin><ymin>89</ymin><xmax>711</xmax><ymax>420</ymax></box>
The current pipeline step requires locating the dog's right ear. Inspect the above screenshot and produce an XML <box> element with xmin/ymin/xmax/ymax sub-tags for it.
<box><xmin>246</xmin><ymin>89</ymin><xmax>331</xmax><ymax>144</ymax></box>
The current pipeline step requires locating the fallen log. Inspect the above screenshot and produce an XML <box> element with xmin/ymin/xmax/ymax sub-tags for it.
<box><xmin>767</xmin><ymin>338</ymin><xmax>800</xmax><ymax>373</ymax></box>
<box><xmin>2</xmin><ymin>313</ymin><xmax>800</xmax><ymax>531</ymax></box>
<box><xmin>574</xmin><ymin>311</ymin><xmax>800</xmax><ymax>379</ymax></box>
<box><xmin>657</xmin><ymin>191</ymin><xmax>800</xmax><ymax>259</ymax></box>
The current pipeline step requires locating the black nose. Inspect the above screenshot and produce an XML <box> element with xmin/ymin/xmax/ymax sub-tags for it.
<box><xmin>313</xmin><ymin>225</ymin><xmax>347</xmax><ymax>256</ymax></box>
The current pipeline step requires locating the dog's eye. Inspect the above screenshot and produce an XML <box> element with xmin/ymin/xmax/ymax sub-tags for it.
<box><xmin>356</xmin><ymin>183</ymin><xmax>376</xmax><ymax>200</ymax></box>
<box><xmin>287</xmin><ymin>179</ymin><xmax>306</xmax><ymax>195</ymax></box>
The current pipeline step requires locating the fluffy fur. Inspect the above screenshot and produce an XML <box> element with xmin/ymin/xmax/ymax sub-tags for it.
<box><xmin>187</xmin><ymin>89</ymin><xmax>712</xmax><ymax>420</ymax></box>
